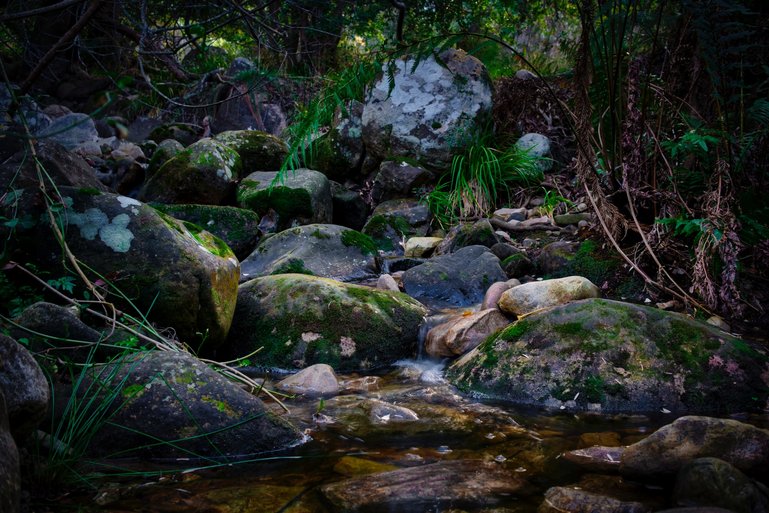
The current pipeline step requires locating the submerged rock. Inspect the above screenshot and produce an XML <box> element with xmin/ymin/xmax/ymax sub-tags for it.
<box><xmin>673</xmin><ymin>457</ymin><xmax>769</xmax><ymax>513</ymax></box>
<box><xmin>620</xmin><ymin>416</ymin><xmax>769</xmax><ymax>479</ymax></box>
<box><xmin>321</xmin><ymin>459</ymin><xmax>532</xmax><ymax>511</ymax></box>
<box><xmin>240</xmin><ymin>223</ymin><xmax>378</xmax><ymax>282</ymax></box>
<box><xmin>222</xmin><ymin>274</ymin><xmax>427</xmax><ymax>371</ymax></box>
<box><xmin>85</xmin><ymin>351</ymin><xmax>304</xmax><ymax>459</ymax></box>
<box><xmin>448</xmin><ymin>299</ymin><xmax>769</xmax><ymax>413</ymax></box>
<box><xmin>402</xmin><ymin>245</ymin><xmax>507</xmax><ymax>307</ymax></box>
<box><xmin>538</xmin><ymin>487</ymin><xmax>650</xmax><ymax>513</ymax></box>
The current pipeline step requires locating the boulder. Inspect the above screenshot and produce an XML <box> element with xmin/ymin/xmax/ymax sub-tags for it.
<box><xmin>673</xmin><ymin>458</ymin><xmax>769</xmax><ymax>513</ymax></box>
<box><xmin>239</xmin><ymin>224</ymin><xmax>379</xmax><ymax>283</ymax></box>
<box><xmin>362</xmin><ymin>48</ymin><xmax>493</xmax><ymax>169</ymax></box>
<box><xmin>402</xmin><ymin>245</ymin><xmax>507</xmax><ymax>307</ymax></box>
<box><xmin>538</xmin><ymin>487</ymin><xmax>650</xmax><ymax>513</ymax></box>
<box><xmin>515</xmin><ymin>133</ymin><xmax>553</xmax><ymax>173</ymax></box>
<box><xmin>620</xmin><ymin>416</ymin><xmax>769</xmax><ymax>479</ymax></box>
<box><xmin>424</xmin><ymin>308</ymin><xmax>510</xmax><ymax>358</ymax></box>
<box><xmin>371</xmin><ymin>160</ymin><xmax>434</xmax><ymax>203</ymax></box>
<box><xmin>312</xmin><ymin>100</ymin><xmax>367</xmax><ymax>180</ymax></box>
<box><xmin>36</xmin><ymin>112</ymin><xmax>98</xmax><ymax>150</ymax></box>
<box><xmin>481</xmin><ymin>279</ymin><xmax>520</xmax><ymax>310</ymax></box>
<box><xmin>403</xmin><ymin>236</ymin><xmax>443</xmax><ymax>258</ymax></box>
<box><xmin>222</xmin><ymin>274</ymin><xmax>427</xmax><ymax>371</ymax></box>
<box><xmin>85</xmin><ymin>351</ymin><xmax>304</xmax><ymax>459</ymax></box>
<box><xmin>434</xmin><ymin>219</ymin><xmax>499</xmax><ymax>255</ymax></box>
<box><xmin>146</xmin><ymin>139</ymin><xmax>184</xmax><ymax>177</ymax></box>
<box><xmin>8</xmin><ymin>189</ymin><xmax>239</xmax><ymax>349</ymax></box>
<box><xmin>562</xmin><ymin>446</ymin><xmax>625</xmax><ymax>473</ymax></box>
<box><xmin>0</xmin><ymin>334</ymin><xmax>50</xmax><ymax>441</ymax></box>
<box><xmin>214</xmin><ymin>130</ymin><xmax>288</xmax><ymax>173</ymax></box>
<box><xmin>236</xmin><ymin>169</ymin><xmax>332</xmax><ymax>229</ymax></box>
<box><xmin>276</xmin><ymin>364</ymin><xmax>339</xmax><ymax>397</ymax></box>
<box><xmin>148</xmin><ymin>123</ymin><xmax>199</xmax><ymax>147</ymax></box>
<box><xmin>536</xmin><ymin>240</ymin><xmax>578</xmax><ymax>275</ymax></box>
<box><xmin>498</xmin><ymin>276</ymin><xmax>600</xmax><ymax>316</ymax></box>
<box><xmin>126</xmin><ymin>116</ymin><xmax>163</xmax><ymax>143</ymax></box>
<box><xmin>151</xmin><ymin>204</ymin><xmax>261</xmax><ymax>260</ymax></box>
<box><xmin>0</xmin><ymin>391</ymin><xmax>20</xmax><ymax>513</ymax></box>
<box><xmin>447</xmin><ymin>299</ymin><xmax>769</xmax><ymax>413</ymax></box>
<box><xmin>1</xmin><ymin>84</ymin><xmax>51</xmax><ymax>134</ymax></box>
<box><xmin>362</xmin><ymin>198</ymin><xmax>432</xmax><ymax>254</ymax></box>
<box><xmin>330</xmin><ymin>181</ymin><xmax>368</xmax><ymax>230</ymax></box>
<box><xmin>321</xmin><ymin>460</ymin><xmax>532</xmax><ymax>511</ymax></box>
<box><xmin>139</xmin><ymin>138</ymin><xmax>241</xmax><ymax>205</ymax></box>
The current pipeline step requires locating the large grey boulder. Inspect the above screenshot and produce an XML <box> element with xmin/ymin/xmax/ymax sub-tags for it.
<box><xmin>362</xmin><ymin>48</ymin><xmax>493</xmax><ymax>169</ymax></box>
<box><xmin>237</xmin><ymin>169</ymin><xmax>332</xmax><ymax>229</ymax></box>
<box><xmin>620</xmin><ymin>416</ymin><xmax>769</xmax><ymax>479</ymax></box>
<box><xmin>37</xmin><ymin>112</ymin><xmax>98</xmax><ymax>150</ymax></box>
<box><xmin>139</xmin><ymin>138</ymin><xmax>242</xmax><ymax>205</ymax></box>
<box><xmin>222</xmin><ymin>274</ymin><xmax>427</xmax><ymax>371</ymax></box>
<box><xmin>402</xmin><ymin>245</ymin><xmax>507</xmax><ymax>307</ymax></box>
<box><xmin>240</xmin><ymin>224</ymin><xmax>378</xmax><ymax>283</ymax></box>
<box><xmin>448</xmin><ymin>299</ymin><xmax>769</xmax><ymax>413</ymax></box>
<box><xmin>0</xmin><ymin>334</ymin><xmax>50</xmax><ymax>441</ymax></box>
<box><xmin>85</xmin><ymin>351</ymin><xmax>304</xmax><ymax>459</ymax></box>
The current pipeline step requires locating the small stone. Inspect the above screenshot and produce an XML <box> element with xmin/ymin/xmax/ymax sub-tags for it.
<box><xmin>376</xmin><ymin>274</ymin><xmax>400</xmax><ymax>292</ymax></box>
<box><xmin>276</xmin><ymin>363</ymin><xmax>339</xmax><ymax>397</ymax></box>
<box><xmin>706</xmin><ymin>315</ymin><xmax>731</xmax><ymax>332</ymax></box>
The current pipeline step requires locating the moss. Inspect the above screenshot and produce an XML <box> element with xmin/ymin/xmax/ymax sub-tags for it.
<box><xmin>201</xmin><ymin>395</ymin><xmax>237</xmax><ymax>417</ymax></box>
<box><xmin>182</xmin><ymin>221</ymin><xmax>234</xmax><ymax>258</ymax></box>
<box><xmin>341</xmin><ymin>230</ymin><xmax>378</xmax><ymax>256</ymax></box>
<box><xmin>582</xmin><ymin>375</ymin><xmax>605</xmax><ymax>403</ymax></box>
<box><xmin>122</xmin><ymin>384</ymin><xmax>145</xmax><ymax>399</ymax></box>
<box><xmin>310</xmin><ymin>228</ymin><xmax>331</xmax><ymax>240</ymax></box>
<box><xmin>501</xmin><ymin>253</ymin><xmax>526</xmax><ymax>266</ymax></box>
<box><xmin>271</xmin><ymin>258</ymin><xmax>314</xmax><ymax>276</ymax></box>
<box><xmin>77</xmin><ymin>187</ymin><xmax>103</xmax><ymax>196</ymax></box>
<box><xmin>498</xmin><ymin>319</ymin><xmax>530</xmax><ymax>341</ymax></box>
<box><xmin>553</xmin><ymin>321</ymin><xmax>589</xmax><ymax>338</ymax></box>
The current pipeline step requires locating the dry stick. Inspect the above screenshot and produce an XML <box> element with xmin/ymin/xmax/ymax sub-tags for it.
<box><xmin>489</xmin><ymin>218</ymin><xmax>562</xmax><ymax>233</ymax></box>
<box><xmin>18</xmin><ymin>0</ymin><xmax>104</xmax><ymax>96</ymax></box>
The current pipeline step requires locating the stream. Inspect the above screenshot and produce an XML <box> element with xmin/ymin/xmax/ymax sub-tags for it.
<box><xmin>44</xmin><ymin>357</ymin><xmax>769</xmax><ymax>513</ymax></box>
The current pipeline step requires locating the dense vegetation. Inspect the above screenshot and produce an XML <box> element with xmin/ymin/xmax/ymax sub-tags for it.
<box><xmin>1</xmin><ymin>0</ymin><xmax>768</xmax><ymax>325</ymax></box>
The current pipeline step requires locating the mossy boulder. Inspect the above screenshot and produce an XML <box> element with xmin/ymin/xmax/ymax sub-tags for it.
<box><xmin>152</xmin><ymin>203</ymin><xmax>261</xmax><ymax>259</ymax></box>
<box><xmin>138</xmin><ymin>138</ymin><xmax>241</xmax><ymax>205</ymax></box>
<box><xmin>240</xmin><ymin>224</ymin><xmax>379</xmax><ymax>283</ymax></box>
<box><xmin>221</xmin><ymin>274</ymin><xmax>428</xmax><ymax>371</ymax></box>
<box><xmin>236</xmin><ymin>169</ymin><xmax>332</xmax><ymax>229</ymax></box>
<box><xmin>447</xmin><ymin>298</ymin><xmax>769</xmax><ymax>413</ymax></box>
<box><xmin>85</xmin><ymin>351</ymin><xmax>304</xmax><ymax>459</ymax></box>
<box><xmin>215</xmin><ymin>130</ymin><xmax>288</xmax><ymax>173</ymax></box>
<box><xmin>434</xmin><ymin>219</ymin><xmax>499</xmax><ymax>255</ymax></box>
<box><xmin>10</xmin><ymin>188</ymin><xmax>239</xmax><ymax>349</ymax></box>
<box><xmin>146</xmin><ymin>138</ymin><xmax>184</xmax><ymax>177</ymax></box>
<box><xmin>362</xmin><ymin>198</ymin><xmax>432</xmax><ymax>254</ymax></box>
<box><xmin>401</xmin><ymin>245</ymin><xmax>507</xmax><ymax>307</ymax></box>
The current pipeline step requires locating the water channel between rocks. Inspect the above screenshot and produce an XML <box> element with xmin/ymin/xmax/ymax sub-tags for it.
<box><xmin>52</xmin><ymin>357</ymin><xmax>769</xmax><ymax>513</ymax></box>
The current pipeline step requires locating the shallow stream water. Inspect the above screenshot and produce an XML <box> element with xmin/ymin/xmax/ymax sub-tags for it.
<box><xmin>42</xmin><ymin>359</ymin><xmax>769</xmax><ymax>513</ymax></box>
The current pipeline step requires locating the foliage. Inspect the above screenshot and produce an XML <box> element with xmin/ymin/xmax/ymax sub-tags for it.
<box><xmin>425</xmin><ymin>141</ymin><xmax>544</xmax><ymax>228</ymax></box>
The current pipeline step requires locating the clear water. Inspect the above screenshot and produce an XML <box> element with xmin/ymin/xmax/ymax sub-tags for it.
<box><xmin>42</xmin><ymin>359</ymin><xmax>768</xmax><ymax>513</ymax></box>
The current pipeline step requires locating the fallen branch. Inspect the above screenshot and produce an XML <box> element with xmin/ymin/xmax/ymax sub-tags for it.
<box><xmin>489</xmin><ymin>217</ymin><xmax>562</xmax><ymax>233</ymax></box>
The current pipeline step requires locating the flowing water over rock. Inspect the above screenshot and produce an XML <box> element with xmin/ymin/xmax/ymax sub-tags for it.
<box><xmin>41</xmin><ymin>359</ymin><xmax>768</xmax><ymax>513</ymax></box>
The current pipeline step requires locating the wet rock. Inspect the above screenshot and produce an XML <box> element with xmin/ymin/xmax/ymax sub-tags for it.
<box><xmin>404</xmin><ymin>236</ymin><xmax>443</xmax><ymax>258</ymax></box>
<box><xmin>139</xmin><ymin>138</ymin><xmax>241</xmax><ymax>205</ymax></box>
<box><xmin>85</xmin><ymin>351</ymin><xmax>304</xmax><ymax>459</ymax></box>
<box><xmin>330</xmin><ymin>181</ymin><xmax>368</xmax><ymax>230</ymax></box>
<box><xmin>0</xmin><ymin>334</ymin><xmax>50</xmax><ymax>441</ymax></box>
<box><xmin>146</xmin><ymin>139</ymin><xmax>184</xmax><ymax>177</ymax></box>
<box><xmin>435</xmin><ymin>219</ymin><xmax>499</xmax><ymax>255</ymax></box>
<box><xmin>333</xmin><ymin>455</ymin><xmax>399</xmax><ymax>477</ymax></box>
<box><xmin>538</xmin><ymin>487</ymin><xmax>650</xmax><ymax>513</ymax></box>
<box><xmin>498</xmin><ymin>276</ymin><xmax>600</xmax><ymax>316</ymax></box>
<box><xmin>0</xmin><ymin>390</ymin><xmax>20</xmax><ymax>513</ymax></box>
<box><xmin>362</xmin><ymin>198</ymin><xmax>432</xmax><ymax>255</ymax></box>
<box><xmin>222</xmin><ymin>273</ymin><xmax>427</xmax><ymax>371</ymax></box>
<box><xmin>362</xmin><ymin>48</ymin><xmax>493</xmax><ymax>169</ymax></box>
<box><xmin>481</xmin><ymin>279</ymin><xmax>520</xmax><ymax>310</ymax></box>
<box><xmin>371</xmin><ymin>160</ymin><xmax>434</xmax><ymax>203</ymax></box>
<box><xmin>37</xmin><ymin>112</ymin><xmax>98</xmax><ymax>150</ymax></box>
<box><xmin>276</xmin><ymin>364</ymin><xmax>339</xmax><ymax>397</ymax></box>
<box><xmin>239</xmin><ymin>224</ymin><xmax>378</xmax><ymax>282</ymax></box>
<box><xmin>673</xmin><ymin>457</ymin><xmax>769</xmax><ymax>513</ymax></box>
<box><xmin>562</xmin><ymin>446</ymin><xmax>625</xmax><ymax>473</ymax></box>
<box><xmin>402</xmin><ymin>245</ymin><xmax>507</xmax><ymax>307</ymax></box>
<box><xmin>367</xmin><ymin>398</ymin><xmax>419</xmax><ymax>424</ymax></box>
<box><xmin>321</xmin><ymin>459</ymin><xmax>532</xmax><ymax>511</ymax></box>
<box><xmin>515</xmin><ymin>133</ymin><xmax>553</xmax><ymax>173</ymax></box>
<box><xmin>620</xmin><ymin>416</ymin><xmax>769</xmax><ymax>479</ymax></box>
<box><xmin>237</xmin><ymin>169</ymin><xmax>332</xmax><ymax>229</ymax></box>
<box><xmin>448</xmin><ymin>299</ymin><xmax>769</xmax><ymax>413</ymax></box>
<box><xmin>425</xmin><ymin>309</ymin><xmax>511</xmax><ymax>358</ymax></box>
<box><xmin>214</xmin><ymin>130</ymin><xmax>288</xmax><ymax>173</ymax></box>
